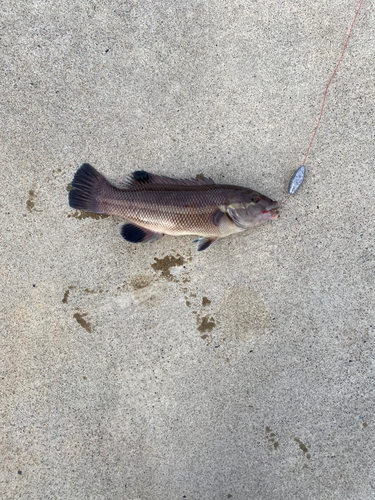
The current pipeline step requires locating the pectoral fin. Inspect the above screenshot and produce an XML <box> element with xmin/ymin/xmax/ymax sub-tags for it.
<box><xmin>192</xmin><ymin>236</ymin><xmax>218</xmax><ymax>252</ymax></box>
<box><xmin>120</xmin><ymin>223</ymin><xmax>163</xmax><ymax>244</ymax></box>
<box><xmin>212</xmin><ymin>209</ymin><xmax>225</xmax><ymax>226</ymax></box>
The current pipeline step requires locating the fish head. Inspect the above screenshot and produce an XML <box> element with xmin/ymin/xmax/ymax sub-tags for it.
<box><xmin>225</xmin><ymin>191</ymin><xmax>279</xmax><ymax>229</ymax></box>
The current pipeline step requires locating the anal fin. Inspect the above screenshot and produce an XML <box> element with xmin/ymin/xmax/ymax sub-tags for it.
<box><xmin>192</xmin><ymin>236</ymin><xmax>218</xmax><ymax>252</ymax></box>
<box><xmin>120</xmin><ymin>223</ymin><xmax>163</xmax><ymax>244</ymax></box>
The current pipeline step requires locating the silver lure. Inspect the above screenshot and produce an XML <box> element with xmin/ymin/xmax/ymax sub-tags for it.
<box><xmin>288</xmin><ymin>165</ymin><xmax>306</xmax><ymax>195</ymax></box>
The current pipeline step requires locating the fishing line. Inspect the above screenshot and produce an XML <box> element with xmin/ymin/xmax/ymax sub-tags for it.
<box><xmin>280</xmin><ymin>0</ymin><xmax>364</xmax><ymax>205</ymax></box>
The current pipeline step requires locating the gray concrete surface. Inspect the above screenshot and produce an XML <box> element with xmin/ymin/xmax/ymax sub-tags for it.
<box><xmin>1</xmin><ymin>0</ymin><xmax>374</xmax><ymax>498</ymax></box>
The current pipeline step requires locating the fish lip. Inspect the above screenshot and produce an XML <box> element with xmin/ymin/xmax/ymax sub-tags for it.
<box><xmin>268</xmin><ymin>209</ymin><xmax>278</xmax><ymax>219</ymax></box>
<box><xmin>262</xmin><ymin>201</ymin><xmax>279</xmax><ymax>219</ymax></box>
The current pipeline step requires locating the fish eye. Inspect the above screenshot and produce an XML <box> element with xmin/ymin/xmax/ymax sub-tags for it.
<box><xmin>252</xmin><ymin>195</ymin><xmax>260</xmax><ymax>203</ymax></box>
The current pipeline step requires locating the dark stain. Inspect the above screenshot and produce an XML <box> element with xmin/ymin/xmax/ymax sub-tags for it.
<box><xmin>363</xmin><ymin>423</ymin><xmax>368</xmax><ymax>428</ymax></box>
<box><xmin>130</xmin><ymin>275</ymin><xmax>153</xmax><ymax>290</ymax></box>
<box><xmin>151</xmin><ymin>254</ymin><xmax>185</xmax><ymax>281</ymax></box>
<box><xmin>200</xmin><ymin>334</ymin><xmax>208</xmax><ymax>340</ymax></box>
<box><xmin>295</xmin><ymin>438</ymin><xmax>309</xmax><ymax>457</ymax></box>
<box><xmin>66</xmin><ymin>183</ymin><xmax>73</xmax><ymax>191</ymax></box>
<box><xmin>62</xmin><ymin>285</ymin><xmax>75</xmax><ymax>303</ymax></box>
<box><xmin>265</xmin><ymin>427</ymin><xmax>279</xmax><ymax>451</ymax></box>
<box><xmin>73</xmin><ymin>313</ymin><xmax>92</xmax><ymax>333</ymax></box>
<box><xmin>83</xmin><ymin>288</ymin><xmax>106</xmax><ymax>294</ymax></box>
<box><xmin>83</xmin><ymin>376</ymin><xmax>87</xmax><ymax>380</ymax></box>
<box><xmin>68</xmin><ymin>210</ymin><xmax>110</xmax><ymax>220</ymax></box>
<box><xmin>228</xmin><ymin>496</ymin><xmax>233</xmax><ymax>499</ymax></box>
<box><xmin>197</xmin><ymin>315</ymin><xmax>215</xmax><ymax>333</ymax></box>
<box><xmin>195</xmin><ymin>173</ymin><xmax>205</xmax><ymax>180</ymax></box>
<box><xmin>26</xmin><ymin>190</ymin><xmax>36</xmax><ymax>212</ymax></box>
<box><xmin>185</xmin><ymin>300</ymin><xmax>191</xmax><ymax>307</ymax></box>
<box><xmin>202</xmin><ymin>297</ymin><xmax>211</xmax><ymax>307</ymax></box>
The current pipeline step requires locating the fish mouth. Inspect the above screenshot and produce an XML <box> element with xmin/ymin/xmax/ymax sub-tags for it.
<box><xmin>263</xmin><ymin>209</ymin><xmax>278</xmax><ymax>220</ymax></box>
<box><xmin>262</xmin><ymin>202</ymin><xmax>279</xmax><ymax>220</ymax></box>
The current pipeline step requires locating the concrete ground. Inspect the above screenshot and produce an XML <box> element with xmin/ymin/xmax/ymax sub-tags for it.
<box><xmin>1</xmin><ymin>1</ymin><xmax>374</xmax><ymax>498</ymax></box>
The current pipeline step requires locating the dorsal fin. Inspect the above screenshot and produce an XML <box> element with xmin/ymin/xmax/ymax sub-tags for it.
<box><xmin>125</xmin><ymin>170</ymin><xmax>215</xmax><ymax>189</ymax></box>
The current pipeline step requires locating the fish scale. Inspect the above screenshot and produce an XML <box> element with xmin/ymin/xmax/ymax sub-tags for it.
<box><xmin>102</xmin><ymin>187</ymin><xmax>234</xmax><ymax>236</ymax></box>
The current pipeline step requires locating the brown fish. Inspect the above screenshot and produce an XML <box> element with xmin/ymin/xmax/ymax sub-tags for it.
<box><xmin>69</xmin><ymin>163</ymin><xmax>278</xmax><ymax>251</ymax></box>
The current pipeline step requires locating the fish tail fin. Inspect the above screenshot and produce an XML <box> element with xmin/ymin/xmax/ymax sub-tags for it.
<box><xmin>69</xmin><ymin>163</ymin><xmax>111</xmax><ymax>213</ymax></box>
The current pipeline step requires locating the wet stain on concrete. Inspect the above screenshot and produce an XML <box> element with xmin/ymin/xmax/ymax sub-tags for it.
<box><xmin>265</xmin><ymin>427</ymin><xmax>279</xmax><ymax>451</ymax></box>
<box><xmin>73</xmin><ymin>312</ymin><xmax>92</xmax><ymax>333</ymax></box>
<box><xmin>66</xmin><ymin>183</ymin><xmax>73</xmax><ymax>191</ymax></box>
<box><xmin>195</xmin><ymin>172</ymin><xmax>205</xmax><ymax>180</ymax></box>
<box><xmin>197</xmin><ymin>315</ymin><xmax>215</xmax><ymax>333</ymax></box>
<box><xmin>126</xmin><ymin>274</ymin><xmax>169</xmax><ymax>308</ymax></box>
<box><xmin>295</xmin><ymin>438</ymin><xmax>310</xmax><ymax>459</ymax></box>
<box><xmin>130</xmin><ymin>274</ymin><xmax>154</xmax><ymax>290</ymax></box>
<box><xmin>68</xmin><ymin>210</ymin><xmax>110</xmax><ymax>220</ymax></box>
<box><xmin>62</xmin><ymin>286</ymin><xmax>76</xmax><ymax>304</ymax></box>
<box><xmin>62</xmin><ymin>290</ymin><xmax>70</xmax><ymax>304</ymax></box>
<box><xmin>26</xmin><ymin>190</ymin><xmax>36</xmax><ymax>212</ymax></box>
<box><xmin>151</xmin><ymin>254</ymin><xmax>185</xmax><ymax>281</ymax></box>
<box><xmin>202</xmin><ymin>297</ymin><xmax>211</xmax><ymax>307</ymax></box>
<box><xmin>216</xmin><ymin>287</ymin><xmax>270</xmax><ymax>341</ymax></box>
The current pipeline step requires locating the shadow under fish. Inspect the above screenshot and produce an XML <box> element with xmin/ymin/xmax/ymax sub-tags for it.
<box><xmin>68</xmin><ymin>163</ymin><xmax>278</xmax><ymax>251</ymax></box>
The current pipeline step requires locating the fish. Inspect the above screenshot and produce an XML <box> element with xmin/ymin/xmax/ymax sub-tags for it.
<box><xmin>68</xmin><ymin>163</ymin><xmax>278</xmax><ymax>251</ymax></box>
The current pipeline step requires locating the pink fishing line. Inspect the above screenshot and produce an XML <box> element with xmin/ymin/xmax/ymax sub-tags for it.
<box><xmin>280</xmin><ymin>0</ymin><xmax>364</xmax><ymax>205</ymax></box>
